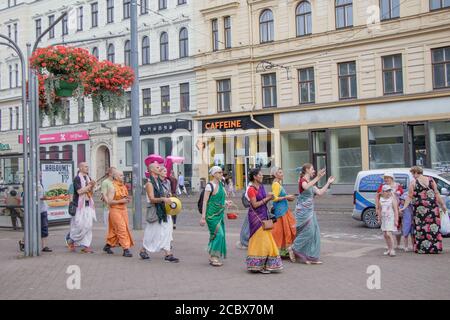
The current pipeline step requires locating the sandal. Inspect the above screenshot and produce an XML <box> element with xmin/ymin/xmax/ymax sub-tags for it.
<box><xmin>287</xmin><ymin>246</ymin><xmax>296</xmax><ymax>263</ymax></box>
<box><xmin>42</xmin><ymin>247</ymin><xmax>53</xmax><ymax>252</ymax></box>
<box><xmin>18</xmin><ymin>240</ymin><xmax>24</xmax><ymax>252</ymax></box>
<box><xmin>139</xmin><ymin>250</ymin><xmax>150</xmax><ymax>260</ymax></box>
<box><xmin>209</xmin><ymin>257</ymin><xmax>223</xmax><ymax>267</ymax></box>
<box><xmin>310</xmin><ymin>261</ymin><xmax>323</xmax><ymax>265</ymax></box>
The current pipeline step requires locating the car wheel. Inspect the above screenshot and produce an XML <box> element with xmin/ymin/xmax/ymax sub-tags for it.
<box><xmin>363</xmin><ymin>208</ymin><xmax>380</xmax><ymax>229</ymax></box>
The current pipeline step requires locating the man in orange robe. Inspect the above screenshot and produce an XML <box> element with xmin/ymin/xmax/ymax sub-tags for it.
<box><xmin>103</xmin><ymin>170</ymin><xmax>134</xmax><ymax>257</ymax></box>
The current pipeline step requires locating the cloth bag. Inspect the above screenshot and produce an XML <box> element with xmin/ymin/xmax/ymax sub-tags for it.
<box><xmin>440</xmin><ymin>210</ymin><xmax>450</xmax><ymax>235</ymax></box>
<box><xmin>146</xmin><ymin>205</ymin><xmax>158</xmax><ymax>224</ymax></box>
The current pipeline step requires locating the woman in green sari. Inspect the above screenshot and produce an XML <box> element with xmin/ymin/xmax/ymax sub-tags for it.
<box><xmin>200</xmin><ymin>166</ymin><xmax>230</xmax><ymax>267</ymax></box>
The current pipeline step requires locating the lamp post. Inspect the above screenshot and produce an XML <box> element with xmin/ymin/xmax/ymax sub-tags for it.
<box><xmin>0</xmin><ymin>35</ymin><xmax>30</xmax><ymax>255</ymax></box>
<box><xmin>130</xmin><ymin>0</ymin><xmax>142</xmax><ymax>230</ymax></box>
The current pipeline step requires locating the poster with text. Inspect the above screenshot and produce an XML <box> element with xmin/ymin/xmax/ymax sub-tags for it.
<box><xmin>41</xmin><ymin>162</ymin><xmax>73</xmax><ymax>221</ymax></box>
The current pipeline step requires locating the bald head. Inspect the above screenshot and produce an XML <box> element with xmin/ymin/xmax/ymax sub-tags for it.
<box><xmin>107</xmin><ymin>167</ymin><xmax>117</xmax><ymax>177</ymax></box>
<box><xmin>78</xmin><ymin>162</ymin><xmax>89</xmax><ymax>175</ymax></box>
<box><xmin>113</xmin><ymin>170</ymin><xmax>124</xmax><ymax>182</ymax></box>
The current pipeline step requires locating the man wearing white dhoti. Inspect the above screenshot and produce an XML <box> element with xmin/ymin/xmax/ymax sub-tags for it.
<box><xmin>66</xmin><ymin>162</ymin><xmax>97</xmax><ymax>253</ymax></box>
<box><xmin>139</xmin><ymin>162</ymin><xmax>179</xmax><ymax>263</ymax></box>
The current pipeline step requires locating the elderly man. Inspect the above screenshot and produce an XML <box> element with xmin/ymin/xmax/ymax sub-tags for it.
<box><xmin>103</xmin><ymin>170</ymin><xmax>134</xmax><ymax>257</ymax></box>
<box><xmin>66</xmin><ymin>162</ymin><xmax>96</xmax><ymax>253</ymax></box>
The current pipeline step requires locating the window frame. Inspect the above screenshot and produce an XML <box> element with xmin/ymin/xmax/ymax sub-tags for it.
<box><xmin>35</xmin><ymin>19</ymin><xmax>42</xmax><ymax>39</ymax></box>
<box><xmin>142</xmin><ymin>36</ymin><xmax>150</xmax><ymax>65</ymax></box>
<box><xmin>296</xmin><ymin>1</ymin><xmax>312</xmax><ymax>37</ymax></box>
<box><xmin>107</xmin><ymin>43</ymin><xmax>115</xmax><ymax>63</ymax></box>
<box><xmin>91</xmin><ymin>2</ymin><xmax>99</xmax><ymax>28</ymax></box>
<box><xmin>430</xmin><ymin>0</ymin><xmax>450</xmax><ymax>11</ymax></box>
<box><xmin>124</xmin><ymin>40</ymin><xmax>131</xmax><ymax>66</ymax></box>
<box><xmin>160</xmin><ymin>32</ymin><xmax>169</xmax><ymax>61</ymax></box>
<box><xmin>179</xmin><ymin>27</ymin><xmax>189</xmax><ymax>58</ymax></box>
<box><xmin>217</xmin><ymin>79</ymin><xmax>231</xmax><ymax>113</ymax></box>
<box><xmin>77</xmin><ymin>6</ymin><xmax>84</xmax><ymax>32</ymax></box>
<box><xmin>338</xmin><ymin>61</ymin><xmax>357</xmax><ymax>100</ymax></box>
<box><xmin>212</xmin><ymin>19</ymin><xmax>219</xmax><ymax>51</ymax></box>
<box><xmin>159</xmin><ymin>0</ymin><xmax>167</xmax><ymax>10</ymax></box>
<box><xmin>224</xmin><ymin>16</ymin><xmax>232</xmax><ymax>49</ymax></box>
<box><xmin>380</xmin><ymin>0</ymin><xmax>400</xmax><ymax>21</ymax></box>
<box><xmin>161</xmin><ymin>85</ymin><xmax>170</xmax><ymax>114</ymax></box>
<box><xmin>180</xmin><ymin>83</ymin><xmax>190</xmax><ymax>112</ymax></box>
<box><xmin>107</xmin><ymin>0</ymin><xmax>115</xmax><ymax>24</ymax></box>
<box><xmin>335</xmin><ymin>0</ymin><xmax>353</xmax><ymax>29</ymax></box>
<box><xmin>261</xmin><ymin>73</ymin><xmax>277</xmax><ymax>108</ymax></box>
<box><xmin>432</xmin><ymin>46</ymin><xmax>450</xmax><ymax>89</ymax></box>
<box><xmin>259</xmin><ymin>9</ymin><xmax>274</xmax><ymax>43</ymax></box>
<box><xmin>142</xmin><ymin>88</ymin><xmax>151</xmax><ymax>116</ymax></box>
<box><xmin>382</xmin><ymin>54</ymin><xmax>403</xmax><ymax>95</ymax></box>
<box><xmin>298</xmin><ymin>67</ymin><xmax>316</xmax><ymax>104</ymax></box>
<box><xmin>123</xmin><ymin>0</ymin><xmax>131</xmax><ymax>19</ymax></box>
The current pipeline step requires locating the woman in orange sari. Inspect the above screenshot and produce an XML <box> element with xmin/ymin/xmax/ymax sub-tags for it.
<box><xmin>103</xmin><ymin>170</ymin><xmax>134</xmax><ymax>257</ymax></box>
<box><xmin>270</xmin><ymin>167</ymin><xmax>296</xmax><ymax>260</ymax></box>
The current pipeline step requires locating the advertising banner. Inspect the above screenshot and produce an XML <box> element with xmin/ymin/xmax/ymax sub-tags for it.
<box><xmin>41</xmin><ymin>161</ymin><xmax>73</xmax><ymax>222</ymax></box>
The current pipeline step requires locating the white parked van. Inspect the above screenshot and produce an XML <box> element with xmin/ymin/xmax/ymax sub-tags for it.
<box><xmin>352</xmin><ymin>168</ymin><xmax>450</xmax><ymax>228</ymax></box>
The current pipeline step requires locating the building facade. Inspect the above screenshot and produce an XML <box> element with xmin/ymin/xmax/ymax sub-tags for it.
<box><xmin>0</xmin><ymin>0</ymin><xmax>197</xmax><ymax>188</ymax></box>
<box><xmin>193</xmin><ymin>0</ymin><xmax>450</xmax><ymax>193</ymax></box>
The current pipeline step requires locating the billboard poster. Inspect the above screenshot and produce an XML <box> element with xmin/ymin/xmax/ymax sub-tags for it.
<box><xmin>41</xmin><ymin>161</ymin><xmax>73</xmax><ymax>222</ymax></box>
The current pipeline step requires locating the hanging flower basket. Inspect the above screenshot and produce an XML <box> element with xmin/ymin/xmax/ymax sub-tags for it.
<box><xmin>83</xmin><ymin>60</ymin><xmax>135</xmax><ymax>114</ymax></box>
<box><xmin>55</xmin><ymin>80</ymin><xmax>79</xmax><ymax>97</ymax></box>
<box><xmin>29</xmin><ymin>45</ymin><xmax>97</xmax><ymax>120</ymax></box>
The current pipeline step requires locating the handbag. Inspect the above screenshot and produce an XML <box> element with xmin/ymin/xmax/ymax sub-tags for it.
<box><xmin>250</xmin><ymin>206</ymin><xmax>274</xmax><ymax>231</ymax></box>
<box><xmin>68</xmin><ymin>202</ymin><xmax>77</xmax><ymax>217</ymax></box>
<box><xmin>146</xmin><ymin>205</ymin><xmax>158</xmax><ymax>224</ymax></box>
<box><xmin>440</xmin><ymin>209</ymin><xmax>450</xmax><ymax>235</ymax></box>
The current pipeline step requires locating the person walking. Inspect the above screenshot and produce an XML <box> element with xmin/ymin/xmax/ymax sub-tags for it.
<box><xmin>401</xmin><ymin>166</ymin><xmax>447</xmax><ymax>254</ymax></box>
<box><xmin>246</xmin><ymin>168</ymin><xmax>283</xmax><ymax>274</ymax></box>
<box><xmin>378</xmin><ymin>184</ymin><xmax>399</xmax><ymax>257</ymax></box>
<box><xmin>4</xmin><ymin>190</ymin><xmax>23</xmax><ymax>230</ymax></box>
<box><xmin>139</xmin><ymin>162</ymin><xmax>179</xmax><ymax>262</ymax></box>
<box><xmin>376</xmin><ymin>172</ymin><xmax>404</xmax><ymax>249</ymax></box>
<box><xmin>200</xmin><ymin>166</ymin><xmax>229</xmax><ymax>267</ymax></box>
<box><xmin>103</xmin><ymin>170</ymin><xmax>134</xmax><ymax>257</ymax></box>
<box><xmin>178</xmin><ymin>172</ymin><xmax>187</xmax><ymax>196</ymax></box>
<box><xmin>39</xmin><ymin>178</ymin><xmax>52</xmax><ymax>252</ymax></box>
<box><xmin>161</xmin><ymin>167</ymin><xmax>177</xmax><ymax>229</ymax></box>
<box><xmin>291</xmin><ymin>164</ymin><xmax>334</xmax><ymax>265</ymax></box>
<box><xmin>270</xmin><ymin>167</ymin><xmax>296</xmax><ymax>258</ymax></box>
<box><xmin>65</xmin><ymin>162</ymin><xmax>96</xmax><ymax>253</ymax></box>
<box><xmin>101</xmin><ymin>167</ymin><xmax>116</xmax><ymax>228</ymax></box>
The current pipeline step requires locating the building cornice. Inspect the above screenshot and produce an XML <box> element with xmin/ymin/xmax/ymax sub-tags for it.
<box><xmin>200</xmin><ymin>2</ymin><xmax>240</xmax><ymax>16</ymax></box>
<box><xmin>193</xmin><ymin>90</ymin><xmax>450</xmax><ymax>120</ymax></box>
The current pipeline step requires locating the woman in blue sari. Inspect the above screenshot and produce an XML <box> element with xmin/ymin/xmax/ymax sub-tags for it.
<box><xmin>291</xmin><ymin>163</ymin><xmax>335</xmax><ymax>265</ymax></box>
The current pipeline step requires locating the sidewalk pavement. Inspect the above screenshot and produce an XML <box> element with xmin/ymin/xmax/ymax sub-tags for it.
<box><xmin>0</xmin><ymin>209</ymin><xmax>449</xmax><ymax>300</ymax></box>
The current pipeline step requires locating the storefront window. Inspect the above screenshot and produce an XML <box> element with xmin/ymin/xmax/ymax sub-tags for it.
<box><xmin>330</xmin><ymin>127</ymin><xmax>361</xmax><ymax>184</ymax></box>
<box><xmin>281</xmin><ymin>132</ymin><xmax>310</xmax><ymax>184</ymax></box>
<box><xmin>49</xmin><ymin>146</ymin><xmax>59</xmax><ymax>160</ymax></box>
<box><xmin>62</xmin><ymin>145</ymin><xmax>73</xmax><ymax>160</ymax></box>
<box><xmin>159</xmin><ymin>137</ymin><xmax>172</xmax><ymax>158</ymax></box>
<box><xmin>177</xmin><ymin>136</ymin><xmax>192</xmax><ymax>178</ymax></box>
<box><xmin>369</xmin><ymin>125</ymin><xmax>405</xmax><ymax>169</ymax></box>
<box><xmin>0</xmin><ymin>157</ymin><xmax>21</xmax><ymax>184</ymax></box>
<box><xmin>141</xmin><ymin>139</ymin><xmax>154</xmax><ymax>165</ymax></box>
<box><xmin>126</xmin><ymin>141</ymin><xmax>132</xmax><ymax>167</ymax></box>
<box><xmin>430</xmin><ymin>120</ymin><xmax>450</xmax><ymax>172</ymax></box>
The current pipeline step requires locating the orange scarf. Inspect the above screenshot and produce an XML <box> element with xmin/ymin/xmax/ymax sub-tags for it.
<box><xmin>113</xmin><ymin>180</ymin><xmax>128</xmax><ymax>201</ymax></box>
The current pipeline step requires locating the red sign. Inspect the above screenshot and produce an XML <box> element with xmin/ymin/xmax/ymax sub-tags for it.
<box><xmin>19</xmin><ymin>130</ymin><xmax>89</xmax><ymax>145</ymax></box>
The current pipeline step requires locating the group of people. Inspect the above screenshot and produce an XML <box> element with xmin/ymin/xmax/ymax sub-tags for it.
<box><xmin>201</xmin><ymin>163</ymin><xmax>335</xmax><ymax>273</ymax></box>
<box><xmin>377</xmin><ymin>166</ymin><xmax>447</xmax><ymax>256</ymax></box>
<box><xmin>64</xmin><ymin>161</ymin><xmax>179</xmax><ymax>262</ymax></box>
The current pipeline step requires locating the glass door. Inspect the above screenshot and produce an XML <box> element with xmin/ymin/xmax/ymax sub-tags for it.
<box><xmin>406</xmin><ymin>123</ymin><xmax>430</xmax><ymax>168</ymax></box>
<box><xmin>310</xmin><ymin>130</ymin><xmax>328</xmax><ymax>187</ymax></box>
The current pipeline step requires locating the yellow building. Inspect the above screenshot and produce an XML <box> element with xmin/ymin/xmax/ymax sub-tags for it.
<box><xmin>193</xmin><ymin>0</ymin><xmax>450</xmax><ymax>193</ymax></box>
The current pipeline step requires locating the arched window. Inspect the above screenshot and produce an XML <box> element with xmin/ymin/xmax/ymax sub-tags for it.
<box><xmin>296</xmin><ymin>1</ymin><xmax>312</xmax><ymax>37</ymax></box>
<box><xmin>142</xmin><ymin>36</ymin><xmax>150</xmax><ymax>65</ymax></box>
<box><xmin>92</xmin><ymin>47</ymin><xmax>99</xmax><ymax>60</ymax></box>
<box><xmin>160</xmin><ymin>32</ymin><xmax>169</xmax><ymax>61</ymax></box>
<box><xmin>259</xmin><ymin>9</ymin><xmax>274</xmax><ymax>43</ymax></box>
<box><xmin>124</xmin><ymin>40</ymin><xmax>131</xmax><ymax>66</ymax></box>
<box><xmin>107</xmin><ymin>43</ymin><xmax>115</xmax><ymax>63</ymax></box>
<box><xmin>179</xmin><ymin>27</ymin><xmax>189</xmax><ymax>58</ymax></box>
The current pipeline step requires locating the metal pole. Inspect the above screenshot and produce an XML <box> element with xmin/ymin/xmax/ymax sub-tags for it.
<box><xmin>130</xmin><ymin>0</ymin><xmax>142</xmax><ymax>229</ymax></box>
<box><xmin>0</xmin><ymin>34</ymin><xmax>31</xmax><ymax>256</ymax></box>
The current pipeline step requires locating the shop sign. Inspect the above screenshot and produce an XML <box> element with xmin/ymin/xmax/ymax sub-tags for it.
<box><xmin>0</xmin><ymin>143</ymin><xmax>12</xmax><ymax>151</ymax></box>
<box><xmin>117</xmin><ymin>120</ymin><xmax>192</xmax><ymax>137</ymax></box>
<box><xmin>19</xmin><ymin>130</ymin><xmax>89</xmax><ymax>145</ymax></box>
<box><xmin>41</xmin><ymin>161</ymin><xmax>74</xmax><ymax>222</ymax></box>
<box><xmin>202</xmin><ymin>115</ymin><xmax>274</xmax><ymax>133</ymax></box>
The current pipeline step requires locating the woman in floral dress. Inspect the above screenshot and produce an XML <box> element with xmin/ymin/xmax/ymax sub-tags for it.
<box><xmin>401</xmin><ymin>166</ymin><xmax>447</xmax><ymax>254</ymax></box>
